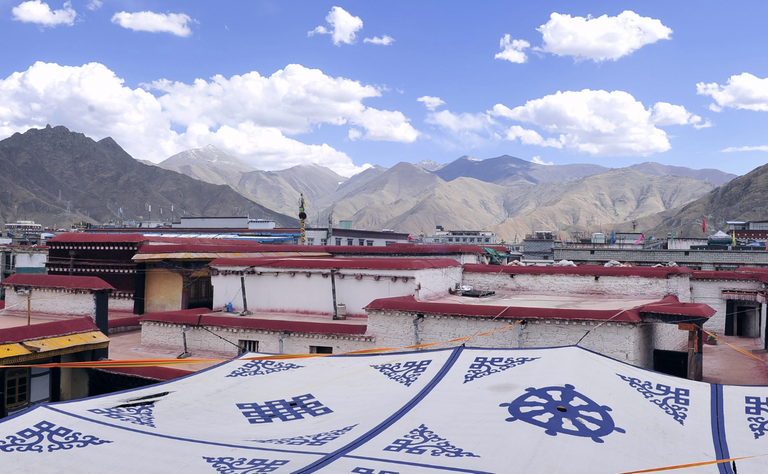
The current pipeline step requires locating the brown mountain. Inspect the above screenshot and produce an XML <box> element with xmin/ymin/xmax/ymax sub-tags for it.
<box><xmin>0</xmin><ymin>126</ymin><xmax>297</xmax><ymax>228</ymax></box>
<box><xmin>640</xmin><ymin>161</ymin><xmax>768</xmax><ymax>237</ymax></box>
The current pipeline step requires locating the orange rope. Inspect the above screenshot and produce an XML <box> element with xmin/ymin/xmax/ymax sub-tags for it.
<box><xmin>616</xmin><ymin>453</ymin><xmax>767</xmax><ymax>473</ymax></box>
<box><xmin>701</xmin><ymin>328</ymin><xmax>768</xmax><ymax>365</ymax></box>
<box><xmin>0</xmin><ymin>322</ymin><xmax>518</xmax><ymax>368</ymax></box>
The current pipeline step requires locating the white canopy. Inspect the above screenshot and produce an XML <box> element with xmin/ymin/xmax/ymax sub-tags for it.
<box><xmin>0</xmin><ymin>346</ymin><xmax>764</xmax><ymax>473</ymax></box>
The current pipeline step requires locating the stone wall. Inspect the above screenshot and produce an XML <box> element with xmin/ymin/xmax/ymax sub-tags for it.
<box><xmin>5</xmin><ymin>288</ymin><xmax>95</xmax><ymax>316</ymax></box>
<box><xmin>556</xmin><ymin>248</ymin><xmax>768</xmax><ymax>270</ymax></box>
<box><xmin>462</xmin><ymin>271</ymin><xmax>691</xmax><ymax>301</ymax></box>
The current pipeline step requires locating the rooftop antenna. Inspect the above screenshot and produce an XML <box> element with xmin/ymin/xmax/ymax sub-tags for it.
<box><xmin>298</xmin><ymin>194</ymin><xmax>307</xmax><ymax>245</ymax></box>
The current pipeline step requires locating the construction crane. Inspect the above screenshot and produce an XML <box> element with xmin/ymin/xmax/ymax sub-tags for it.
<box><xmin>299</xmin><ymin>194</ymin><xmax>307</xmax><ymax>245</ymax></box>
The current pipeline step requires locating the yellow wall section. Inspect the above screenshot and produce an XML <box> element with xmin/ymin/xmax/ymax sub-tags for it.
<box><xmin>145</xmin><ymin>268</ymin><xmax>183</xmax><ymax>313</ymax></box>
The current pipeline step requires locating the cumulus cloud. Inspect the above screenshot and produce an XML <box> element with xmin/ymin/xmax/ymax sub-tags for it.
<box><xmin>536</xmin><ymin>11</ymin><xmax>672</xmax><ymax>62</ymax></box>
<box><xmin>495</xmin><ymin>35</ymin><xmax>530</xmax><ymax>63</ymax></box>
<box><xmin>86</xmin><ymin>0</ymin><xmax>101</xmax><ymax>10</ymax></box>
<box><xmin>0</xmin><ymin>62</ymin><xmax>419</xmax><ymax>176</ymax></box>
<box><xmin>650</xmin><ymin>102</ymin><xmax>703</xmax><ymax>126</ymax></box>
<box><xmin>506</xmin><ymin>125</ymin><xmax>563</xmax><ymax>148</ymax></box>
<box><xmin>426</xmin><ymin>110</ymin><xmax>491</xmax><ymax>132</ymax></box>
<box><xmin>490</xmin><ymin>89</ymin><xmax>678</xmax><ymax>156</ymax></box>
<box><xmin>12</xmin><ymin>0</ymin><xmax>76</xmax><ymax>27</ymax></box>
<box><xmin>721</xmin><ymin>145</ymin><xmax>768</xmax><ymax>153</ymax></box>
<box><xmin>417</xmin><ymin>96</ymin><xmax>445</xmax><ymax>111</ymax></box>
<box><xmin>364</xmin><ymin>35</ymin><xmax>394</xmax><ymax>45</ymax></box>
<box><xmin>531</xmin><ymin>155</ymin><xmax>554</xmax><ymax>165</ymax></box>
<box><xmin>697</xmin><ymin>73</ymin><xmax>768</xmax><ymax>112</ymax></box>
<box><xmin>111</xmin><ymin>11</ymin><xmax>196</xmax><ymax>37</ymax></box>
<box><xmin>308</xmin><ymin>6</ymin><xmax>363</xmax><ymax>46</ymax></box>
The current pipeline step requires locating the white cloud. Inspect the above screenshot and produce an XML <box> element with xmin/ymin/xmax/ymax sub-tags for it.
<box><xmin>426</xmin><ymin>110</ymin><xmax>491</xmax><ymax>132</ymax></box>
<box><xmin>536</xmin><ymin>11</ymin><xmax>672</xmax><ymax>62</ymax></box>
<box><xmin>490</xmin><ymin>89</ymin><xmax>672</xmax><ymax>156</ymax></box>
<box><xmin>721</xmin><ymin>145</ymin><xmax>768</xmax><ymax>153</ymax></box>
<box><xmin>12</xmin><ymin>1</ymin><xmax>76</xmax><ymax>27</ymax></box>
<box><xmin>495</xmin><ymin>35</ymin><xmax>530</xmax><ymax>64</ymax></box>
<box><xmin>86</xmin><ymin>0</ymin><xmax>101</xmax><ymax>10</ymax></box>
<box><xmin>417</xmin><ymin>96</ymin><xmax>445</xmax><ymax>111</ymax></box>
<box><xmin>308</xmin><ymin>6</ymin><xmax>363</xmax><ymax>46</ymax></box>
<box><xmin>364</xmin><ymin>35</ymin><xmax>394</xmax><ymax>45</ymax></box>
<box><xmin>111</xmin><ymin>11</ymin><xmax>196</xmax><ymax>37</ymax></box>
<box><xmin>506</xmin><ymin>125</ymin><xmax>563</xmax><ymax>148</ymax></box>
<box><xmin>0</xmin><ymin>61</ymin><xmax>418</xmax><ymax>177</ymax></box>
<box><xmin>531</xmin><ymin>155</ymin><xmax>554</xmax><ymax>165</ymax></box>
<box><xmin>697</xmin><ymin>73</ymin><xmax>768</xmax><ymax>112</ymax></box>
<box><xmin>650</xmin><ymin>102</ymin><xmax>703</xmax><ymax>126</ymax></box>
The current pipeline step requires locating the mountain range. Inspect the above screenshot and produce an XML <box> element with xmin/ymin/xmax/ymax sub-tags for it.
<box><xmin>1</xmin><ymin>126</ymin><xmax>757</xmax><ymax>241</ymax></box>
<box><xmin>0</xmin><ymin>126</ymin><xmax>297</xmax><ymax>229</ymax></box>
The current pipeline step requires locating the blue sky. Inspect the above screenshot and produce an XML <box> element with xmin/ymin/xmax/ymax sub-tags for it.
<box><xmin>2</xmin><ymin>1</ymin><xmax>768</xmax><ymax>177</ymax></box>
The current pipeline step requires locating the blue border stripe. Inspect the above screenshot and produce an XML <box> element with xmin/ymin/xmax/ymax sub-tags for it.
<box><xmin>294</xmin><ymin>347</ymin><xmax>465</xmax><ymax>474</ymax></box>
<box><xmin>711</xmin><ymin>384</ymin><xmax>735</xmax><ymax>474</ymax></box>
<box><xmin>344</xmin><ymin>454</ymin><xmax>495</xmax><ymax>474</ymax></box>
<box><xmin>43</xmin><ymin>405</ymin><xmax>325</xmax><ymax>456</ymax></box>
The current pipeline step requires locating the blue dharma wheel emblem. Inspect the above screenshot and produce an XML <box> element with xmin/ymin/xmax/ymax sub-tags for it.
<box><xmin>500</xmin><ymin>384</ymin><xmax>625</xmax><ymax>443</ymax></box>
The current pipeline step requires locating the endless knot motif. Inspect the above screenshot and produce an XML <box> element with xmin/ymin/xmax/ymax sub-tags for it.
<box><xmin>351</xmin><ymin>468</ymin><xmax>400</xmax><ymax>474</ymax></box>
<box><xmin>0</xmin><ymin>421</ymin><xmax>112</xmax><ymax>453</ymax></box>
<box><xmin>226</xmin><ymin>360</ymin><xmax>304</xmax><ymax>378</ymax></box>
<box><xmin>463</xmin><ymin>356</ymin><xmax>540</xmax><ymax>383</ymax></box>
<box><xmin>500</xmin><ymin>384</ymin><xmax>625</xmax><ymax>443</ymax></box>
<box><xmin>384</xmin><ymin>424</ymin><xmax>479</xmax><ymax>458</ymax></box>
<box><xmin>250</xmin><ymin>424</ymin><xmax>357</xmax><ymax>446</ymax></box>
<box><xmin>236</xmin><ymin>393</ymin><xmax>332</xmax><ymax>424</ymax></box>
<box><xmin>746</xmin><ymin>396</ymin><xmax>768</xmax><ymax>439</ymax></box>
<box><xmin>616</xmin><ymin>374</ymin><xmax>689</xmax><ymax>425</ymax></box>
<box><xmin>202</xmin><ymin>456</ymin><xmax>289</xmax><ymax>473</ymax></box>
<box><xmin>370</xmin><ymin>360</ymin><xmax>431</xmax><ymax>387</ymax></box>
<box><xmin>88</xmin><ymin>404</ymin><xmax>156</xmax><ymax>428</ymax></box>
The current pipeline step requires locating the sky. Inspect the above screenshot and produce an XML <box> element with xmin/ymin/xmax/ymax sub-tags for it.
<box><xmin>2</xmin><ymin>1</ymin><xmax>768</xmax><ymax>178</ymax></box>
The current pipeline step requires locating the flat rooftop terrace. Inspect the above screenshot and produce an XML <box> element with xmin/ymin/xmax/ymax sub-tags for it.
<box><xmin>432</xmin><ymin>293</ymin><xmax>660</xmax><ymax>311</ymax></box>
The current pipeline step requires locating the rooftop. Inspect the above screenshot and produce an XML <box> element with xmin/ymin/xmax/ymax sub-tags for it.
<box><xmin>209</xmin><ymin>257</ymin><xmax>462</xmax><ymax>270</ymax></box>
<box><xmin>0</xmin><ymin>274</ymin><xmax>115</xmax><ymax>291</ymax></box>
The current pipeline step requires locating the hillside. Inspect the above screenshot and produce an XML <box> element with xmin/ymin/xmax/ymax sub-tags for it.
<box><xmin>0</xmin><ymin>126</ymin><xmax>297</xmax><ymax>228</ymax></box>
<box><xmin>641</xmin><ymin>161</ymin><xmax>768</xmax><ymax>236</ymax></box>
<box><xmin>628</xmin><ymin>162</ymin><xmax>737</xmax><ymax>186</ymax></box>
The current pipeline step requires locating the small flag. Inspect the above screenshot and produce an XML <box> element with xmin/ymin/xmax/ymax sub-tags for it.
<box><xmin>702</xmin><ymin>217</ymin><xmax>706</xmax><ymax>233</ymax></box>
<box><xmin>634</xmin><ymin>233</ymin><xmax>644</xmax><ymax>245</ymax></box>
<box><xmin>732</xmin><ymin>231</ymin><xmax>737</xmax><ymax>246</ymax></box>
<box><xmin>610</xmin><ymin>230</ymin><xmax>615</xmax><ymax>245</ymax></box>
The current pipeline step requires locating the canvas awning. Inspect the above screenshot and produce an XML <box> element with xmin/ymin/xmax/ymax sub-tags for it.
<box><xmin>0</xmin><ymin>346</ymin><xmax>765</xmax><ymax>472</ymax></box>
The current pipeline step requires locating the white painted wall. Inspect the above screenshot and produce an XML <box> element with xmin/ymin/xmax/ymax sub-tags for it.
<box><xmin>140</xmin><ymin>321</ymin><xmax>374</xmax><ymax>357</ymax></box>
<box><xmin>690</xmin><ymin>278</ymin><xmax>765</xmax><ymax>333</ymax></box>
<box><xmin>5</xmin><ymin>288</ymin><xmax>95</xmax><ymax>316</ymax></box>
<box><xmin>462</xmin><ymin>271</ymin><xmax>692</xmax><ymax>301</ymax></box>
<box><xmin>14</xmin><ymin>253</ymin><xmax>47</xmax><ymax>269</ymax></box>
<box><xmin>212</xmin><ymin>266</ymin><xmax>462</xmax><ymax>316</ymax></box>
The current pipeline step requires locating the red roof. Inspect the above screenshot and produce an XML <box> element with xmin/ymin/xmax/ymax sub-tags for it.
<box><xmin>209</xmin><ymin>257</ymin><xmax>461</xmax><ymax>270</ymax></box>
<box><xmin>326</xmin><ymin>244</ymin><xmax>501</xmax><ymax>255</ymax></box>
<box><xmin>365</xmin><ymin>294</ymin><xmax>714</xmax><ymax>322</ymax></box>
<box><xmin>464</xmin><ymin>264</ymin><xmax>693</xmax><ymax>278</ymax></box>
<box><xmin>0</xmin><ymin>317</ymin><xmax>99</xmax><ymax>344</ymax></box>
<box><xmin>692</xmin><ymin>270</ymin><xmax>768</xmax><ymax>284</ymax></box>
<box><xmin>49</xmin><ymin>233</ymin><xmax>149</xmax><ymax>243</ymax></box>
<box><xmin>1</xmin><ymin>274</ymin><xmax>114</xmax><ymax>291</ymax></box>
<box><xmin>137</xmin><ymin>243</ymin><xmax>279</xmax><ymax>254</ymax></box>
<box><xmin>139</xmin><ymin>309</ymin><xmax>367</xmax><ymax>335</ymax></box>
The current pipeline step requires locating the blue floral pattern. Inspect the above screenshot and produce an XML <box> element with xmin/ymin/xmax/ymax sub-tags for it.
<box><xmin>250</xmin><ymin>424</ymin><xmax>357</xmax><ymax>446</ymax></box>
<box><xmin>464</xmin><ymin>356</ymin><xmax>540</xmax><ymax>383</ymax></box>
<box><xmin>226</xmin><ymin>360</ymin><xmax>304</xmax><ymax>378</ymax></box>
<box><xmin>88</xmin><ymin>404</ymin><xmax>156</xmax><ymax>428</ymax></box>
<box><xmin>0</xmin><ymin>421</ymin><xmax>112</xmax><ymax>453</ymax></box>
<box><xmin>616</xmin><ymin>374</ymin><xmax>689</xmax><ymax>426</ymax></box>
<box><xmin>746</xmin><ymin>396</ymin><xmax>768</xmax><ymax>439</ymax></box>
<box><xmin>370</xmin><ymin>360</ymin><xmax>431</xmax><ymax>387</ymax></box>
<box><xmin>237</xmin><ymin>393</ymin><xmax>332</xmax><ymax>424</ymax></box>
<box><xmin>202</xmin><ymin>456</ymin><xmax>289</xmax><ymax>473</ymax></box>
<box><xmin>384</xmin><ymin>424</ymin><xmax>479</xmax><ymax>458</ymax></box>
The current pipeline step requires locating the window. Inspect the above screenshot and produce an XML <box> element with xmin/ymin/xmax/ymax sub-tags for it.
<box><xmin>310</xmin><ymin>345</ymin><xmax>333</xmax><ymax>354</ymax></box>
<box><xmin>359</xmin><ymin>239</ymin><xmax>365</xmax><ymax>246</ymax></box>
<box><xmin>366</xmin><ymin>240</ymin><xmax>374</xmax><ymax>246</ymax></box>
<box><xmin>239</xmin><ymin>340</ymin><xmax>259</xmax><ymax>354</ymax></box>
<box><xmin>307</xmin><ymin>238</ymin><xmax>315</xmax><ymax>245</ymax></box>
<box><xmin>5</xmin><ymin>368</ymin><xmax>29</xmax><ymax>409</ymax></box>
<box><xmin>320</xmin><ymin>239</ymin><xmax>327</xmax><ymax>245</ymax></box>
<box><xmin>347</xmin><ymin>239</ymin><xmax>353</xmax><ymax>246</ymax></box>
<box><xmin>335</xmin><ymin>238</ymin><xmax>342</xmax><ymax>246</ymax></box>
